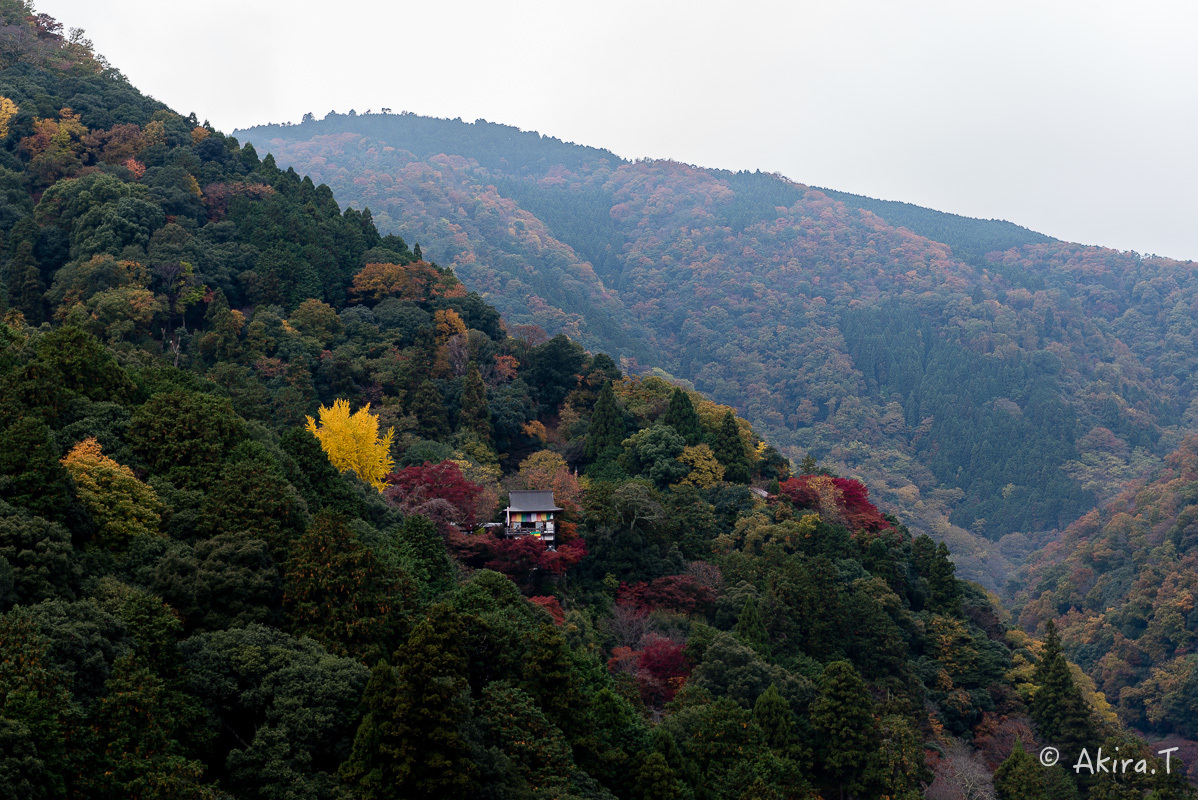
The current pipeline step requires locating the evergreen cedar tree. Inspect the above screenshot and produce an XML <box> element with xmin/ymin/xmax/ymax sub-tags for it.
<box><xmin>713</xmin><ymin>410</ymin><xmax>752</xmax><ymax>483</ymax></box>
<box><xmin>734</xmin><ymin>594</ymin><xmax>770</xmax><ymax>658</ymax></box>
<box><xmin>1031</xmin><ymin>619</ymin><xmax>1098</xmax><ymax>761</ymax></box>
<box><xmin>994</xmin><ymin>739</ymin><xmax>1053</xmax><ymax>800</ymax></box>
<box><xmin>811</xmin><ymin>660</ymin><xmax>877</xmax><ymax>797</ymax></box>
<box><xmin>0</xmin><ymin>5</ymin><xmax>1189</xmax><ymax>799</ymax></box>
<box><xmin>282</xmin><ymin>511</ymin><xmax>413</xmax><ymax>661</ymax></box>
<box><xmin>458</xmin><ymin>360</ymin><xmax>491</xmax><ymax>441</ymax></box>
<box><xmin>663</xmin><ymin>387</ymin><xmax>702</xmax><ymax>446</ymax></box>
<box><xmin>410</xmin><ymin>379</ymin><xmax>450</xmax><ymax>438</ymax></box>
<box><xmin>341</xmin><ymin>606</ymin><xmax>478</xmax><ymax>799</ymax></box>
<box><xmin>584</xmin><ymin>378</ymin><xmax>625</xmax><ymax>461</ymax></box>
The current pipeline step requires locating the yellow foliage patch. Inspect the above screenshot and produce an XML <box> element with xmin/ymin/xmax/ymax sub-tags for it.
<box><xmin>434</xmin><ymin>308</ymin><xmax>466</xmax><ymax>342</ymax></box>
<box><xmin>305</xmin><ymin>399</ymin><xmax>395</xmax><ymax>492</ymax></box>
<box><xmin>516</xmin><ymin>449</ymin><xmax>584</xmax><ymax>514</ymax></box>
<box><xmin>61</xmin><ymin>437</ymin><xmax>163</xmax><ymax>548</ymax></box>
<box><xmin>0</xmin><ymin>96</ymin><xmax>16</xmax><ymax>140</ymax></box>
<box><xmin>350</xmin><ymin>261</ymin><xmax>464</xmax><ymax>303</ymax></box>
<box><xmin>143</xmin><ymin>119</ymin><xmax>166</xmax><ymax>146</ymax></box>
<box><xmin>62</xmin><ymin>436</ymin><xmax>122</xmax><ymax>471</ymax></box>
<box><xmin>521</xmin><ymin>420</ymin><xmax>548</xmax><ymax>442</ymax></box>
<box><xmin>675</xmin><ymin>443</ymin><xmax>724</xmax><ymax>488</ymax></box>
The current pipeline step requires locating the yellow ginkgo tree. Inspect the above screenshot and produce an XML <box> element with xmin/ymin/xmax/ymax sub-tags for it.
<box><xmin>305</xmin><ymin>399</ymin><xmax>395</xmax><ymax>491</ymax></box>
<box><xmin>0</xmin><ymin>96</ymin><xmax>17</xmax><ymax>139</ymax></box>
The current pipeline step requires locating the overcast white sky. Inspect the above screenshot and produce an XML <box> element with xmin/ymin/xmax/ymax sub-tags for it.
<box><xmin>40</xmin><ymin>0</ymin><xmax>1198</xmax><ymax>260</ymax></box>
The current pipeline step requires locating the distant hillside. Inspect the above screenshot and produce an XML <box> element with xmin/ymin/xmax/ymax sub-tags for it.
<box><xmin>1014</xmin><ymin>435</ymin><xmax>1198</xmax><ymax>759</ymax></box>
<box><xmin>239</xmin><ymin>113</ymin><xmax>1198</xmax><ymax>590</ymax></box>
<box><xmin>257</xmin><ymin>112</ymin><xmax>624</xmax><ymax>175</ymax></box>
<box><xmin>813</xmin><ymin>186</ymin><xmax>1057</xmax><ymax>258</ymax></box>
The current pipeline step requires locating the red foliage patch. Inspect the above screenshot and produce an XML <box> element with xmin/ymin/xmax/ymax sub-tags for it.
<box><xmin>617</xmin><ymin>574</ymin><xmax>715</xmax><ymax>617</ymax></box>
<box><xmin>555</xmin><ymin>519</ymin><xmax>579</xmax><ymax>543</ymax></box>
<box><xmin>607</xmin><ymin>646</ymin><xmax>639</xmax><ymax>675</ymax></box>
<box><xmin>444</xmin><ymin>527</ymin><xmax>496</xmax><ymax>563</ymax></box>
<box><xmin>384</xmin><ymin>460</ymin><xmax>484</xmax><ymax>529</ymax></box>
<box><xmin>777</xmin><ymin>475</ymin><xmax>892</xmax><ymax>533</ymax></box>
<box><xmin>528</xmin><ymin>595</ymin><xmax>565</xmax><ymax>626</ymax></box>
<box><xmin>777</xmin><ymin>476</ymin><xmax>818</xmax><ymax>508</ymax></box>
<box><xmin>639</xmin><ymin>636</ymin><xmax>687</xmax><ymax>676</ymax></box>
<box><xmin>605</xmin><ymin>634</ymin><xmax>690</xmax><ymax>706</ymax></box>
<box><xmin>486</xmin><ymin>536</ymin><xmax>586</xmax><ymax>577</ymax></box>
<box><xmin>445</xmin><ymin>531</ymin><xmax>587</xmax><ymax>594</ymax></box>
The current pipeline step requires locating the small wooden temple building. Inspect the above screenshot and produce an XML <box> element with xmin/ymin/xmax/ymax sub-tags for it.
<box><xmin>504</xmin><ymin>490</ymin><xmax>563</xmax><ymax>547</ymax></box>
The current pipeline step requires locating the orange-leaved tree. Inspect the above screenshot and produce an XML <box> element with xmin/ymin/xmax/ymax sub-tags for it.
<box><xmin>515</xmin><ymin>450</ymin><xmax>584</xmax><ymax>516</ymax></box>
<box><xmin>305</xmin><ymin>399</ymin><xmax>395</xmax><ymax>491</ymax></box>
<box><xmin>349</xmin><ymin>261</ymin><xmax>466</xmax><ymax>303</ymax></box>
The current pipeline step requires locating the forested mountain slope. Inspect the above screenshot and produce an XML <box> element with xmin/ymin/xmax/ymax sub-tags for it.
<box><xmin>1015</xmin><ymin>434</ymin><xmax>1198</xmax><ymax>754</ymax></box>
<box><xmin>0</xmin><ymin>3</ymin><xmax>1188</xmax><ymax>798</ymax></box>
<box><xmin>239</xmin><ymin>113</ymin><xmax>1198</xmax><ymax>590</ymax></box>
<box><xmin>812</xmin><ymin>186</ymin><xmax>1057</xmax><ymax>259</ymax></box>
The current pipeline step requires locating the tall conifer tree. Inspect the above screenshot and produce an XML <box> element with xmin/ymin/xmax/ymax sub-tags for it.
<box><xmin>341</xmin><ymin>606</ymin><xmax>478</xmax><ymax>799</ymax></box>
<box><xmin>927</xmin><ymin>541</ymin><xmax>963</xmax><ymax>615</ymax></box>
<box><xmin>1031</xmin><ymin>620</ymin><xmax>1096</xmax><ymax>763</ymax></box>
<box><xmin>410</xmin><ymin>380</ymin><xmax>450</xmax><ymax>439</ymax></box>
<box><xmin>633</xmin><ymin>752</ymin><xmax>684</xmax><ymax>800</ymax></box>
<box><xmin>664</xmin><ymin>387</ymin><xmax>702</xmax><ymax>445</ymax></box>
<box><xmin>478</xmin><ymin>681</ymin><xmax>577</xmax><ymax>794</ymax></box>
<box><xmin>811</xmin><ymin>660</ymin><xmax>877</xmax><ymax>799</ymax></box>
<box><xmin>7</xmin><ymin>240</ymin><xmax>43</xmax><ymax>322</ymax></box>
<box><xmin>457</xmin><ymin>361</ymin><xmax>491</xmax><ymax>441</ymax></box>
<box><xmin>713</xmin><ymin>410</ymin><xmax>752</xmax><ymax>483</ymax></box>
<box><xmin>994</xmin><ymin>739</ymin><xmax>1048</xmax><ymax>800</ymax></box>
<box><xmin>754</xmin><ymin>683</ymin><xmax>806</xmax><ymax>767</ymax></box>
<box><xmin>585</xmin><ymin>380</ymin><xmax>625</xmax><ymax>461</ymax></box>
<box><xmin>282</xmin><ymin>511</ymin><xmax>408</xmax><ymax>660</ymax></box>
<box><xmin>735</xmin><ymin>595</ymin><xmax>770</xmax><ymax>658</ymax></box>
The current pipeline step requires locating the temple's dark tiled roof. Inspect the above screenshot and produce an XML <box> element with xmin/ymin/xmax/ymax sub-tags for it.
<box><xmin>506</xmin><ymin>490</ymin><xmax>562</xmax><ymax>512</ymax></box>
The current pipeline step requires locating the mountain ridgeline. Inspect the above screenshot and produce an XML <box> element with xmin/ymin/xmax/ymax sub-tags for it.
<box><xmin>239</xmin><ymin>112</ymin><xmax>1198</xmax><ymax>589</ymax></box>
<box><xmin>812</xmin><ymin>186</ymin><xmax>1057</xmax><ymax>260</ymax></box>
